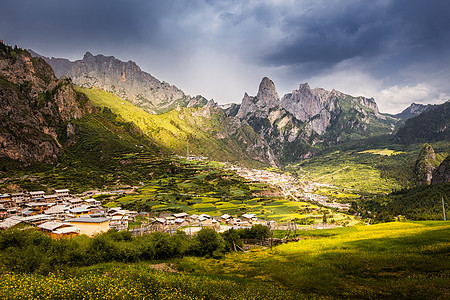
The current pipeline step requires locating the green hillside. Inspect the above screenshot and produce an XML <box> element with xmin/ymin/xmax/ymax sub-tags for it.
<box><xmin>76</xmin><ymin>86</ymin><xmax>271</xmax><ymax>167</ymax></box>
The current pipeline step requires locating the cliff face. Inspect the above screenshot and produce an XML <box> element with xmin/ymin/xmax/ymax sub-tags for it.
<box><xmin>431</xmin><ymin>155</ymin><xmax>450</xmax><ymax>185</ymax></box>
<box><xmin>36</xmin><ymin>52</ymin><xmax>207</xmax><ymax>114</ymax></box>
<box><xmin>236</xmin><ymin>77</ymin><xmax>395</xmax><ymax>162</ymax></box>
<box><xmin>0</xmin><ymin>43</ymin><xmax>92</xmax><ymax>165</ymax></box>
<box><xmin>414</xmin><ymin>144</ymin><xmax>438</xmax><ymax>185</ymax></box>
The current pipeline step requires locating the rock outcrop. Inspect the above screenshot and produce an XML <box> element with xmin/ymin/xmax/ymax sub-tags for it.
<box><xmin>431</xmin><ymin>155</ymin><xmax>450</xmax><ymax>185</ymax></box>
<box><xmin>33</xmin><ymin>51</ymin><xmax>208</xmax><ymax>114</ymax></box>
<box><xmin>414</xmin><ymin>144</ymin><xmax>438</xmax><ymax>185</ymax></box>
<box><xmin>236</xmin><ymin>77</ymin><xmax>395</xmax><ymax>162</ymax></box>
<box><xmin>0</xmin><ymin>43</ymin><xmax>93</xmax><ymax>165</ymax></box>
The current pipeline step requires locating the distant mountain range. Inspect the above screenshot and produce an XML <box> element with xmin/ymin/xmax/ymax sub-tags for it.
<box><xmin>0</xmin><ymin>46</ymin><xmax>443</xmax><ymax>167</ymax></box>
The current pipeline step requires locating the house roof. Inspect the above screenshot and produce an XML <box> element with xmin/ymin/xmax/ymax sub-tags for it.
<box><xmin>55</xmin><ymin>189</ymin><xmax>70</xmax><ymax>193</ymax></box>
<box><xmin>68</xmin><ymin>217</ymin><xmax>109</xmax><ymax>223</ymax></box>
<box><xmin>68</xmin><ymin>198</ymin><xmax>82</xmax><ymax>203</ymax></box>
<box><xmin>0</xmin><ymin>217</ymin><xmax>23</xmax><ymax>229</ymax></box>
<box><xmin>54</xmin><ymin>226</ymin><xmax>79</xmax><ymax>234</ymax></box>
<box><xmin>29</xmin><ymin>191</ymin><xmax>45</xmax><ymax>195</ymax></box>
<box><xmin>90</xmin><ymin>213</ymin><xmax>106</xmax><ymax>218</ymax></box>
<box><xmin>69</xmin><ymin>207</ymin><xmax>90</xmax><ymax>214</ymax></box>
<box><xmin>38</xmin><ymin>221</ymin><xmax>69</xmax><ymax>231</ymax></box>
<box><xmin>221</xmin><ymin>214</ymin><xmax>232</xmax><ymax>219</ymax></box>
<box><xmin>241</xmin><ymin>213</ymin><xmax>257</xmax><ymax>219</ymax></box>
<box><xmin>153</xmin><ymin>217</ymin><xmax>166</xmax><ymax>223</ymax></box>
<box><xmin>172</xmin><ymin>212</ymin><xmax>189</xmax><ymax>218</ymax></box>
<box><xmin>22</xmin><ymin>214</ymin><xmax>51</xmax><ymax>222</ymax></box>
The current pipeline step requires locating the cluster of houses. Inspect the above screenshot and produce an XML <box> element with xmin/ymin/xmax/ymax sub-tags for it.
<box><xmin>0</xmin><ymin>189</ymin><xmax>269</xmax><ymax>239</ymax></box>
<box><xmin>0</xmin><ymin>189</ymin><xmax>138</xmax><ymax>238</ymax></box>
<box><xmin>150</xmin><ymin>212</ymin><xmax>265</xmax><ymax>231</ymax></box>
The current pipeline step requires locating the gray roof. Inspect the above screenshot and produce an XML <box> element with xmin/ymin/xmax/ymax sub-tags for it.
<box><xmin>38</xmin><ymin>221</ymin><xmax>68</xmax><ymax>231</ymax></box>
<box><xmin>54</xmin><ymin>226</ymin><xmax>79</xmax><ymax>234</ymax></box>
<box><xmin>68</xmin><ymin>217</ymin><xmax>109</xmax><ymax>223</ymax></box>
<box><xmin>69</xmin><ymin>207</ymin><xmax>90</xmax><ymax>213</ymax></box>
<box><xmin>0</xmin><ymin>217</ymin><xmax>23</xmax><ymax>229</ymax></box>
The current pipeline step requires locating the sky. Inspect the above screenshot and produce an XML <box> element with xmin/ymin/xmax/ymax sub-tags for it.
<box><xmin>1</xmin><ymin>0</ymin><xmax>449</xmax><ymax>114</ymax></box>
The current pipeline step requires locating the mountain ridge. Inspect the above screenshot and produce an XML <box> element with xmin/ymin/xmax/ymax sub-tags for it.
<box><xmin>29</xmin><ymin>50</ymin><xmax>209</xmax><ymax>114</ymax></box>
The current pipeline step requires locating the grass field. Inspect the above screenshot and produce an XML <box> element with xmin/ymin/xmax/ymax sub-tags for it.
<box><xmin>177</xmin><ymin>221</ymin><xmax>450</xmax><ymax>299</ymax></box>
<box><xmin>1</xmin><ymin>221</ymin><xmax>447</xmax><ymax>299</ymax></box>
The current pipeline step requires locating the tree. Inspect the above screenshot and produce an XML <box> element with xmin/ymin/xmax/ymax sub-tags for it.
<box><xmin>190</xmin><ymin>228</ymin><xmax>225</xmax><ymax>257</ymax></box>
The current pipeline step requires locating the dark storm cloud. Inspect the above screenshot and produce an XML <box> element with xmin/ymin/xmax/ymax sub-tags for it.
<box><xmin>0</xmin><ymin>0</ymin><xmax>449</xmax><ymax>112</ymax></box>
<box><xmin>261</xmin><ymin>0</ymin><xmax>450</xmax><ymax>72</ymax></box>
<box><xmin>0</xmin><ymin>0</ymin><xmax>172</xmax><ymax>54</ymax></box>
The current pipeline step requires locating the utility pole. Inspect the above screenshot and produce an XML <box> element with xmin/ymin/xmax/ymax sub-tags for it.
<box><xmin>442</xmin><ymin>197</ymin><xmax>446</xmax><ymax>221</ymax></box>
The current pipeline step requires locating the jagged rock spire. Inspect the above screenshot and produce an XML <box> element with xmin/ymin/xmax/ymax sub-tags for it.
<box><xmin>257</xmin><ymin>77</ymin><xmax>280</xmax><ymax>106</ymax></box>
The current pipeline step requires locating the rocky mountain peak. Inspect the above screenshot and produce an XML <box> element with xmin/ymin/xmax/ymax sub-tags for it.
<box><xmin>83</xmin><ymin>51</ymin><xmax>94</xmax><ymax>60</ymax></box>
<box><xmin>32</xmin><ymin>51</ymin><xmax>192</xmax><ymax>114</ymax></box>
<box><xmin>256</xmin><ymin>77</ymin><xmax>279</xmax><ymax>107</ymax></box>
<box><xmin>298</xmin><ymin>82</ymin><xmax>311</xmax><ymax>93</ymax></box>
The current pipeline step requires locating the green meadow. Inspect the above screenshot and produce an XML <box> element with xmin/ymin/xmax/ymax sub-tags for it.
<box><xmin>1</xmin><ymin>221</ymin><xmax>447</xmax><ymax>299</ymax></box>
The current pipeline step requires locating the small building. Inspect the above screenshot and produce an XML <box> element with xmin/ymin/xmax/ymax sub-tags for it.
<box><xmin>172</xmin><ymin>212</ymin><xmax>189</xmax><ymax>219</ymax></box>
<box><xmin>0</xmin><ymin>216</ymin><xmax>24</xmax><ymax>230</ymax></box>
<box><xmin>241</xmin><ymin>213</ymin><xmax>257</xmax><ymax>222</ymax></box>
<box><xmin>68</xmin><ymin>198</ymin><xmax>83</xmax><ymax>208</ymax></box>
<box><xmin>38</xmin><ymin>221</ymin><xmax>80</xmax><ymax>239</ymax></box>
<box><xmin>68</xmin><ymin>217</ymin><xmax>110</xmax><ymax>236</ymax></box>
<box><xmin>55</xmin><ymin>189</ymin><xmax>70</xmax><ymax>199</ymax></box>
<box><xmin>45</xmin><ymin>205</ymin><xmax>68</xmax><ymax>219</ymax></box>
<box><xmin>83</xmin><ymin>198</ymin><xmax>101</xmax><ymax>208</ymax></box>
<box><xmin>43</xmin><ymin>194</ymin><xmax>58</xmax><ymax>203</ymax></box>
<box><xmin>11</xmin><ymin>193</ymin><xmax>24</xmax><ymax>204</ymax></box>
<box><xmin>29</xmin><ymin>191</ymin><xmax>45</xmax><ymax>199</ymax></box>
<box><xmin>174</xmin><ymin>218</ymin><xmax>189</xmax><ymax>227</ymax></box>
<box><xmin>25</xmin><ymin>202</ymin><xmax>53</xmax><ymax>214</ymax></box>
<box><xmin>69</xmin><ymin>207</ymin><xmax>91</xmax><ymax>216</ymax></box>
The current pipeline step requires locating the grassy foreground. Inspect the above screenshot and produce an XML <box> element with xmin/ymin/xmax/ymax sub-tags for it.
<box><xmin>1</xmin><ymin>221</ymin><xmax>448</xmax><ymax>299</ymax></box>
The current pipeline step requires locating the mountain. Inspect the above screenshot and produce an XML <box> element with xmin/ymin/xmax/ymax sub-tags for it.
<box><xmin>76</xmin><ymin>86</ymin><xmax>277</xmax><ymax>167</ymax></box>
<box><xmin>394</xmin><ymin>103</ymin><xmax>430</xmax><ymax>120</ymax></box>
<box><xmin>396</xmin><ymin>101</ymin><xmax>450</xmax><ymax>143</ymax></box>
<box><xmin>236</xmin><ymin>77</ymin><xmax>397</xmax><ymax>162</ymax></box>
<box><xmin>0</xmin><ymin>42</ymin><xmax>94</xmax><ymax>165</ymax></box>
<box><xmin>30</xmin><ymin>51</ymin><xmax>208</xmax><ymax>114</ymax></box>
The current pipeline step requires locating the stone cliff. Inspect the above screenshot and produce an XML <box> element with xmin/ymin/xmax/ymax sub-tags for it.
<box><xmin>0</xmin><ymin>43</ymin><xmax>93</xmax><ymax>165</ymax></box>
<box><xmin>35</xmin><ymin>52</ymin><xmax>207</xmax><ymax>114</ymax></box>
<box><xmin>414</xmin><ymin>144</ymin><xmax>438</xmax><ymax>185</ymax></box>
<box><xmin>236</xmin><ymin>77</ymin><xmax>396</xmax><ymax>162</ymax></box>
<box><xmin>431</xmin><ymin>155</ymin><xmax>450</xmax><ymax>185</ymax></box>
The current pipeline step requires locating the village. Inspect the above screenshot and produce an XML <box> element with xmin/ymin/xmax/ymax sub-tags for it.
<box><xmin>0</xmin><ymin>189</ymin><xmax>273</xmax><ymax>238</ymax></box>
<box><xmin>223</xmin><ymin>164</ymin><xmax>351</xmax><ymax>210</ymax></box>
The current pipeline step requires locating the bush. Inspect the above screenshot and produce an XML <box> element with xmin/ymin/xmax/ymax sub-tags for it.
<box><xmin>190</xmin><ymin>228</ymin><xmax>225</xmax><ymax>258</ymax></box>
